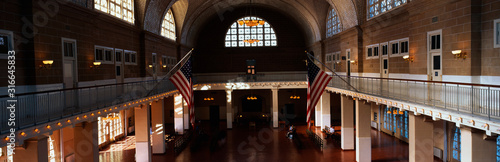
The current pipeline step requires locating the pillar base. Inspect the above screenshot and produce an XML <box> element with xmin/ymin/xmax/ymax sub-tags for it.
<box><xmin>356</xmin><ymin>137</ymin><xmax>371</xmax><ymax>162</ymax></box>
<box><xmin>136</xmin><ymin>141</ymin><xmax>151</xmax><ymax>162</ymax></box>
<box><xmin>341</xmin><ymin>127</ymin><xmax>354</xmax><ymax>150</ymax></box>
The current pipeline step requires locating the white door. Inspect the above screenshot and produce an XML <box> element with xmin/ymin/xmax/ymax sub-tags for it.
<box><xmin>428</xmin><ymin>30</ymin><xmax>442</xmax><ymax>102</ymax></box>
<box><xmin>62</xmin><ymin>38</ymin><xmax>78</xmax><ymax>110</ymax></box>
<box><xmin>431</xmin><ymin>52</ymin><xmax>442</xmax><ymax>81</ymax></box>
<box><xmin>381</xmin><ymin>58</ymin><xmax>389</xmax><ymax>78</ymax></box>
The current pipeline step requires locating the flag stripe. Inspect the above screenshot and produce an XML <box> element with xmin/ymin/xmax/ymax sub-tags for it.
<box><xmin>169</xmin><ymin>58</ymin><xmax>195</xmax><ymax>128</ymax></box>
<box><xmin>306</xmin><ymin>57</ymin><xmax>332</xmax><ymax>129</ymax></box>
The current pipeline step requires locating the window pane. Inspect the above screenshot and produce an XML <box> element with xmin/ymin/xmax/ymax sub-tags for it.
<box><xmin>225</xmin><ymin>16</ymin><xmax>277</xmax><ymax>47</ymax></box>
<box><xmin>383</xmin><ymin>59</ymin><xmax>388</xmax><ymax>69</ymax></box>
<box><xmin>368</xmin><ymin>48</ymin><xmax>372</xmax><ymax>57</ymax></box>
<box><xmin>326</xmin><ymin>7</ymin><xmax>342</xmax><ymax>37</ymax></box>
<box><xmin>433</xmin><ymin>55</ymin><xmax>441</xmax><ymax>70</ymax></box>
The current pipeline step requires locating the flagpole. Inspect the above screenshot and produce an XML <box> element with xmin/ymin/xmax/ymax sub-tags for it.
<box><xmin>305</xmin><ymin>51</ymin><xmax>358</xmax><ymax>92</ymax></box>
<box><xmin>146</xmin><ymin>48</ymin><xmax>194</xmax><ymax>96</ymax></box>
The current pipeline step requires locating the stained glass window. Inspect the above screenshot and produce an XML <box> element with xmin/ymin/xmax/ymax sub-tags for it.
<box><xmin>225</xmin><ymin>17</ymin><xmax>277</xmax><ymax>47</ymax></box>
<box><xmin>326</xmin><ymin>6</ymin><xmax>342</xmax><ymax>37</ymax></box>
<box><xmin>368</xmin><ymin>0</ymin><xmax>408</xmax><ymax>19</ymax></box>
<box><xmin>453</xmin><ymin>127</ymin><xmax>461</xmax><ymax>161</ymax></box>
<box><xmin>161</xmin><ymin>9</ymin><xmax>176</xmax><ymax>40</ymax></box>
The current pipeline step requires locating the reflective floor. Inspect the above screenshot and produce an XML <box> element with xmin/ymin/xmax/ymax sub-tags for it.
<box><xmin>99</xmin><ymin>123</ymin><xmax>441</xmax><ymax>162</ymax></box>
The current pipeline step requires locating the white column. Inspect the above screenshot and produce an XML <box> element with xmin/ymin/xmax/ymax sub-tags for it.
<box><xmin>74</xmin><ymin>121</ymin><xmax>99</xmax><ymax>162</ymax></box>
<box><xmin>13</xmin><ymin>136</ymin><xmax>49</xmax><ymax>162</ymax></box>
<box><xmin>272</xmin><ymin>87</ymin><xmax>279</xmax><ymax>128</ymax></box>
<box><xmin>461</xmin><ymin>126</ymin><xmax>496</xmax><ymax>162</ymax></box>
<box><xmin>409</xmin><ymin>114</ymin><xmax>433</xmax><ymax>162</ymax></box>
<box><xmin>135</xmin><ymin>105</ymin><xmax>152</xmax><ymax>162</ymax></box>
<box><xmin>356</xmin><ymin>100</ymin><xmax>372</xmax><ymax>162</ymax></box>
<box><xmin>315</xmin><ymin>95</ymin><xmax>322</xmax><ymax>127</ymax></box>
<box><xmin>151</xmin><ymin>99</ymin><xmax>165</xmax><ymax>154</ymax></box>
<box><xmin>226</xmin><ymin>90</ymin><xmax>233</xmax><ymax>129</ymax></box>
<box><xmin>174</xmin><ymin>94</ymin><xmax>184</xmax><ymax>134</ymax></box>
<box><xmin>341</xmin><ymin>95</ymin><xmax>354</xmax><ymax>150</ymax></box>
<box><xmin>321</xmin><ymin>92</ymin><xmax>331</xmax><ymax>128</ymax></box>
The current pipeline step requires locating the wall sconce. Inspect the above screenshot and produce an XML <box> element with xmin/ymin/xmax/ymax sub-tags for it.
<box><xmin>148</xmin><ymin>64</ymin><xmax>153</xmax><ymax>68</ymax></box>
<box><xmin>162</xmin><ymin>65</ymin><xmax>167</xmax><ymax>68</ymax></box>
<box><xmin>39</xmin><ymin>60</ymin><xmax>53</xmax><ymax>69</ymax></box>
<box><xmin>452</xmin><ymin>50</ymin><xmax>466</xmax><ymax>59</ymax></box>
<box><xmin>203</xmin><ymin>98</ymin><xmax>214</xmax><ymax>101</ymax></box>
<box><xmin>403</xmin><ymin>55</ymin><xmax>414</xmax><ymax>62</ymax></box>
<box><xmin>91</xmin><ymin>61</ymin><xmax>101</xmax><ymax>69</ymax></box>
<box><xmin>350</xmin><ymin>60</ymin><xmax>357</xmax><ymax>65</ymax></box>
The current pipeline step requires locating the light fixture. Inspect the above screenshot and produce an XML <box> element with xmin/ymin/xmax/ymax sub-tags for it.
<box><xmin>46</xmin><ymin>125</ymin><xmax>51</xmax><ymax>129</ymax></box>
<box><xmin>403</xmin><ymin>55</ymin><xmax>414</xmax><ymax>62</ymax></box>
<box><xmin>203</xmin><ymin>98</ymin><xmax>214</xmax><ymax>101</ymax></box>
<box><xmin>350</xmin><ymin>60</ymin><xmax>357</xmax><ymax>65</ymax></box>
<box><xmin>39</xmin><ymin>60</ymin><xmax>54</xmax><ymax>69</ymax></box>
<box><xmin>162</xmin><ymin>65</ymin><xmax>167</xmax><ymax>68</ymax></box>
<box><xmin>452</xmin><ymin>50</ymin><xmax>466</xmax><ymax>59</ymax></box>
<box><xmin>387</xmin><ymin>110</ymin><xmax>391</xmax><ymax>114</ymax></box>
<box><xmin>290</xmin><ymin>95</ymin><xmax>300</xmax><ymax>100</ymax></box>
<box><xmin>243</xmin><ymin>39</ymin><xmax>260</xmax><ymax>44</ymax></box>
<box><xmin>148</xmin><ymin>64</ymin><xmax>153</xmax><ymax>68</ymax></box>
<box><xmin>91</xmin><ymin>61</ymin><xmax>101</xmax><ymax>69</ymax></box>
<box><xmin>247</xmin><ymin>96</ymin><xmax>258</xmax><ymax>100</ymax></box>
<box><xmin>237</xmin><ymin>0</ymin><xmax>265</xmax><ymax>27</ymax></box>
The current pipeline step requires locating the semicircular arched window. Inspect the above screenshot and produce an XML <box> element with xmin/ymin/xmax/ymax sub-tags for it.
<box><xmin>326</xmin><ymin>6</ymin><xmax>342</xmax><ymax>38</ymax></box>
<box><xmin>161</xmin><ymin>9</ymin><xmax>176</xmax><ymax>40</ymax></box>
<box><xmin>225</xmin><ymin>17</ymin><xmax>277</xmax><ymax>47</ymax></box>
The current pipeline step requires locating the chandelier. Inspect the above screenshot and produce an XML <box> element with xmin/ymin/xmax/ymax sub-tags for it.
<box><xmin>238</xmin><ymin>19</ymin><xmax>265</xmax><ymax>27</ymax></box>
<box><xmin>290</xmin><ymin>95</ymin><xmax>300</xmax><ymax>100</ymax></box>
<box><xmin>247</xmin><ymin>96</ymin><xmax>258</xmax><ymax>100</ymax></box>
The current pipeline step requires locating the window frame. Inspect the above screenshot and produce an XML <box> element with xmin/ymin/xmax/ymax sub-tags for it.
<box><xmin>115</xmin><ymin>48</ymin><xmax>124</xmax><ymax>63</ymax></box>
<box><xmin>326</xmin><ymin>6</ymin><xmax>342</xmax><ymax>38</ymax></box>
<box><xmin>161</xmin><ymin>9</ymin><xmax>176</xmax><ymax>40</ymax></box>
<box><xmin>94</xmin><ymin>0</ymin><xmax>135</xmax><ymax>24</ymax></box>
<box><xmin>225</xmin><ymin>16</ymin><xmax>278</xmax><ymax>48</ymax></box>
<box><xmin>0</xmin><ymin>29</ymin><xmax>14</xmax><ymax>59</ymax></box>
<box><xmin>389</xmin><ymin>38</ymin><xmax>409</xmax><ymax>57</ymax></box>
<box><xmin>366</xmin><ymin>44</ymin><xmax>380</xmax><ymax>59</ymax></box>
<box><xmin>326</xmin><ymin>53</ymin><xmax>333</xmax><ymax>63</ymax></box>
<box><xmin>367</xmin><ymin>0</ymin><xmax>409</xmax><ymax>20</ymax></box>
<box><xmin>124</xmin><ymin>50</ymin><xmax>137</xmax><ymax>65</ymax></box>
<box><xmin>62</xmin><ymin>38</ymin><xmax>77</xmax><ymax>60</ymax></box>
<box><xmin>494</xmin><ymin>19</ymin><xmax>500</xmax><ymax>48</ymax></box>
<box><xmin>95</xmin><ymin>45</ymin><xmax>114</xmax><ymax>64</ymax></box>
<box><xmin>380</xmin><ymin>42</ymin><xmax>389</xmax><ymax>56</ymax></box>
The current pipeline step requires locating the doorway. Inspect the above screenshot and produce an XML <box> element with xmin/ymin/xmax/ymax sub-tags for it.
<box><xmin>346</xmin><ymin>49</ymin><xmax>351</xmax><ymax>76</ymax></box>
<box><xmin>428</xmin><ymin>30</ymin><xmax>443</xmax><ymax>102</ymax></box>
<box><xmin>115</xmin><ymin>49</ymin><xmax>124</xmax><ymax>84</ymax></box>
<box><xmin>209</xmin><ymin>105</ymin><xmax>220</xmax><ymax>127</ymax></box>
<box><xmin>62</xmin><ymin>38</ymin><xmax>78</xmax><ymax>112</ymax></box>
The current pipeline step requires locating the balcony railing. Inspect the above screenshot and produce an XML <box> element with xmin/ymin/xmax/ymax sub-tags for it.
<box><xmin>329</xmin><ymin>75</ymin><xmax>500</xmax><ymax>120</ymax></box>
<box><xmin>0</xmin><ymin>79</ymin><xmax>176</xmax><ymax>134</ymax></box>
<box><xmin>2</xmin><ymin>71</ymin><xmax>500</xmax><ymax>135</ymax></box>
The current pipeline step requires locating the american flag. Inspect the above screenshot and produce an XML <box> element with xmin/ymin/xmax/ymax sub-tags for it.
<box><xmin>306</xmin><ymin>57</ymin><xmax>332</xmax><ymax>129</ymax></box>
<box><xmin>169</xmin><ymin>58</ymin><xmax>195</xmax><ymax>128</ymax></box>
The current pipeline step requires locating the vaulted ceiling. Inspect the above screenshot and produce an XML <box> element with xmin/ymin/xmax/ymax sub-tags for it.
<box><xmin>137</xmin><ymin>0</ymin><xmax>362</xmax><ymax>46</ymax></box>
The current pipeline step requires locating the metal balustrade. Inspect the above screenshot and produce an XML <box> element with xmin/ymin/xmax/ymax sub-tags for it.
<box><xmin>0</xmin><ymin>80</ymin><xmax>176</xmax><ymax>134</ymax></box>
<box><xmin>329</xmin><ymin>75</ymin><xmax>500</xmax><ymax>120</ymax></box>
<box><xmin>2</xmin><ymin>71</ymin><xmax>500</xmax><ymax>135</ymax></box>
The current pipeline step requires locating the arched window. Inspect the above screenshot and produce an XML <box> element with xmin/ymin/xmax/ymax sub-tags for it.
<box><xmin>95</xmin><ymin>0</ymin><xmax>135</xmax><ymax>23</ymax></box>
<box><xmin>326</xmin><ymin>7</ymin><xmax>342</xmax><ymax>37</ymax></box>
<box><xmin>225</xmin><ymin>17</ymin><xmax>277</xmax><ymax>47</ymax></box>
<box><xmin>453</xmin><ymin>127</ymin><xmax>461</xmax><ymax>161</ymax></box>
<box><xmin>161</xmin><ymin>9</ymin><xmax>176</xmax><ymax>40</ymax></box>
<box><xmin>368</xmin><ymin>0</ymin><xmax>408</xmax><ymax>19</ymax></box>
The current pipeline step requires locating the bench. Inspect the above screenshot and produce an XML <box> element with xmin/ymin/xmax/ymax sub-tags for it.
<box><xmin>306</xmin><ymin>129</ymin><xmax>324</xmax><ymax>150</ymax></box>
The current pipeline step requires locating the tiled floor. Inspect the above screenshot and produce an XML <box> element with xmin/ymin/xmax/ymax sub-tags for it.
<box><xmin>99</xmin><ymin>123</ymin><xmax>440</xmax><ymax>162</ymax></box>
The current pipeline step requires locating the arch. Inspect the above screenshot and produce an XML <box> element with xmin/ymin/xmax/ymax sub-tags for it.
<box><xmin>179</xmin><ymin>1</ymin><xmax>322</xmax><ymax>47</ymax></box>
<box><xmin>326</xmin><ymin>6</ymin><xmax>342</xmax><ymax>37</ymax></box>
<box><xmin>325</xmin><ymin>0</ymin><xmax>358</xmax><ymax>30</ymax></box>
<box><xmin>225</xmin><ymin>16</ymin><xmax>277</xmax><ymax>47</ymax></box>
<box><xmin>161</xmin><ymin>9</ymin><xmax>176</xmax><ymax>40</ymax></box>
<box><xmin>144</xmin><ymin>0</ymin><xmax>188</xmax><ymax>36</ymax></box>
